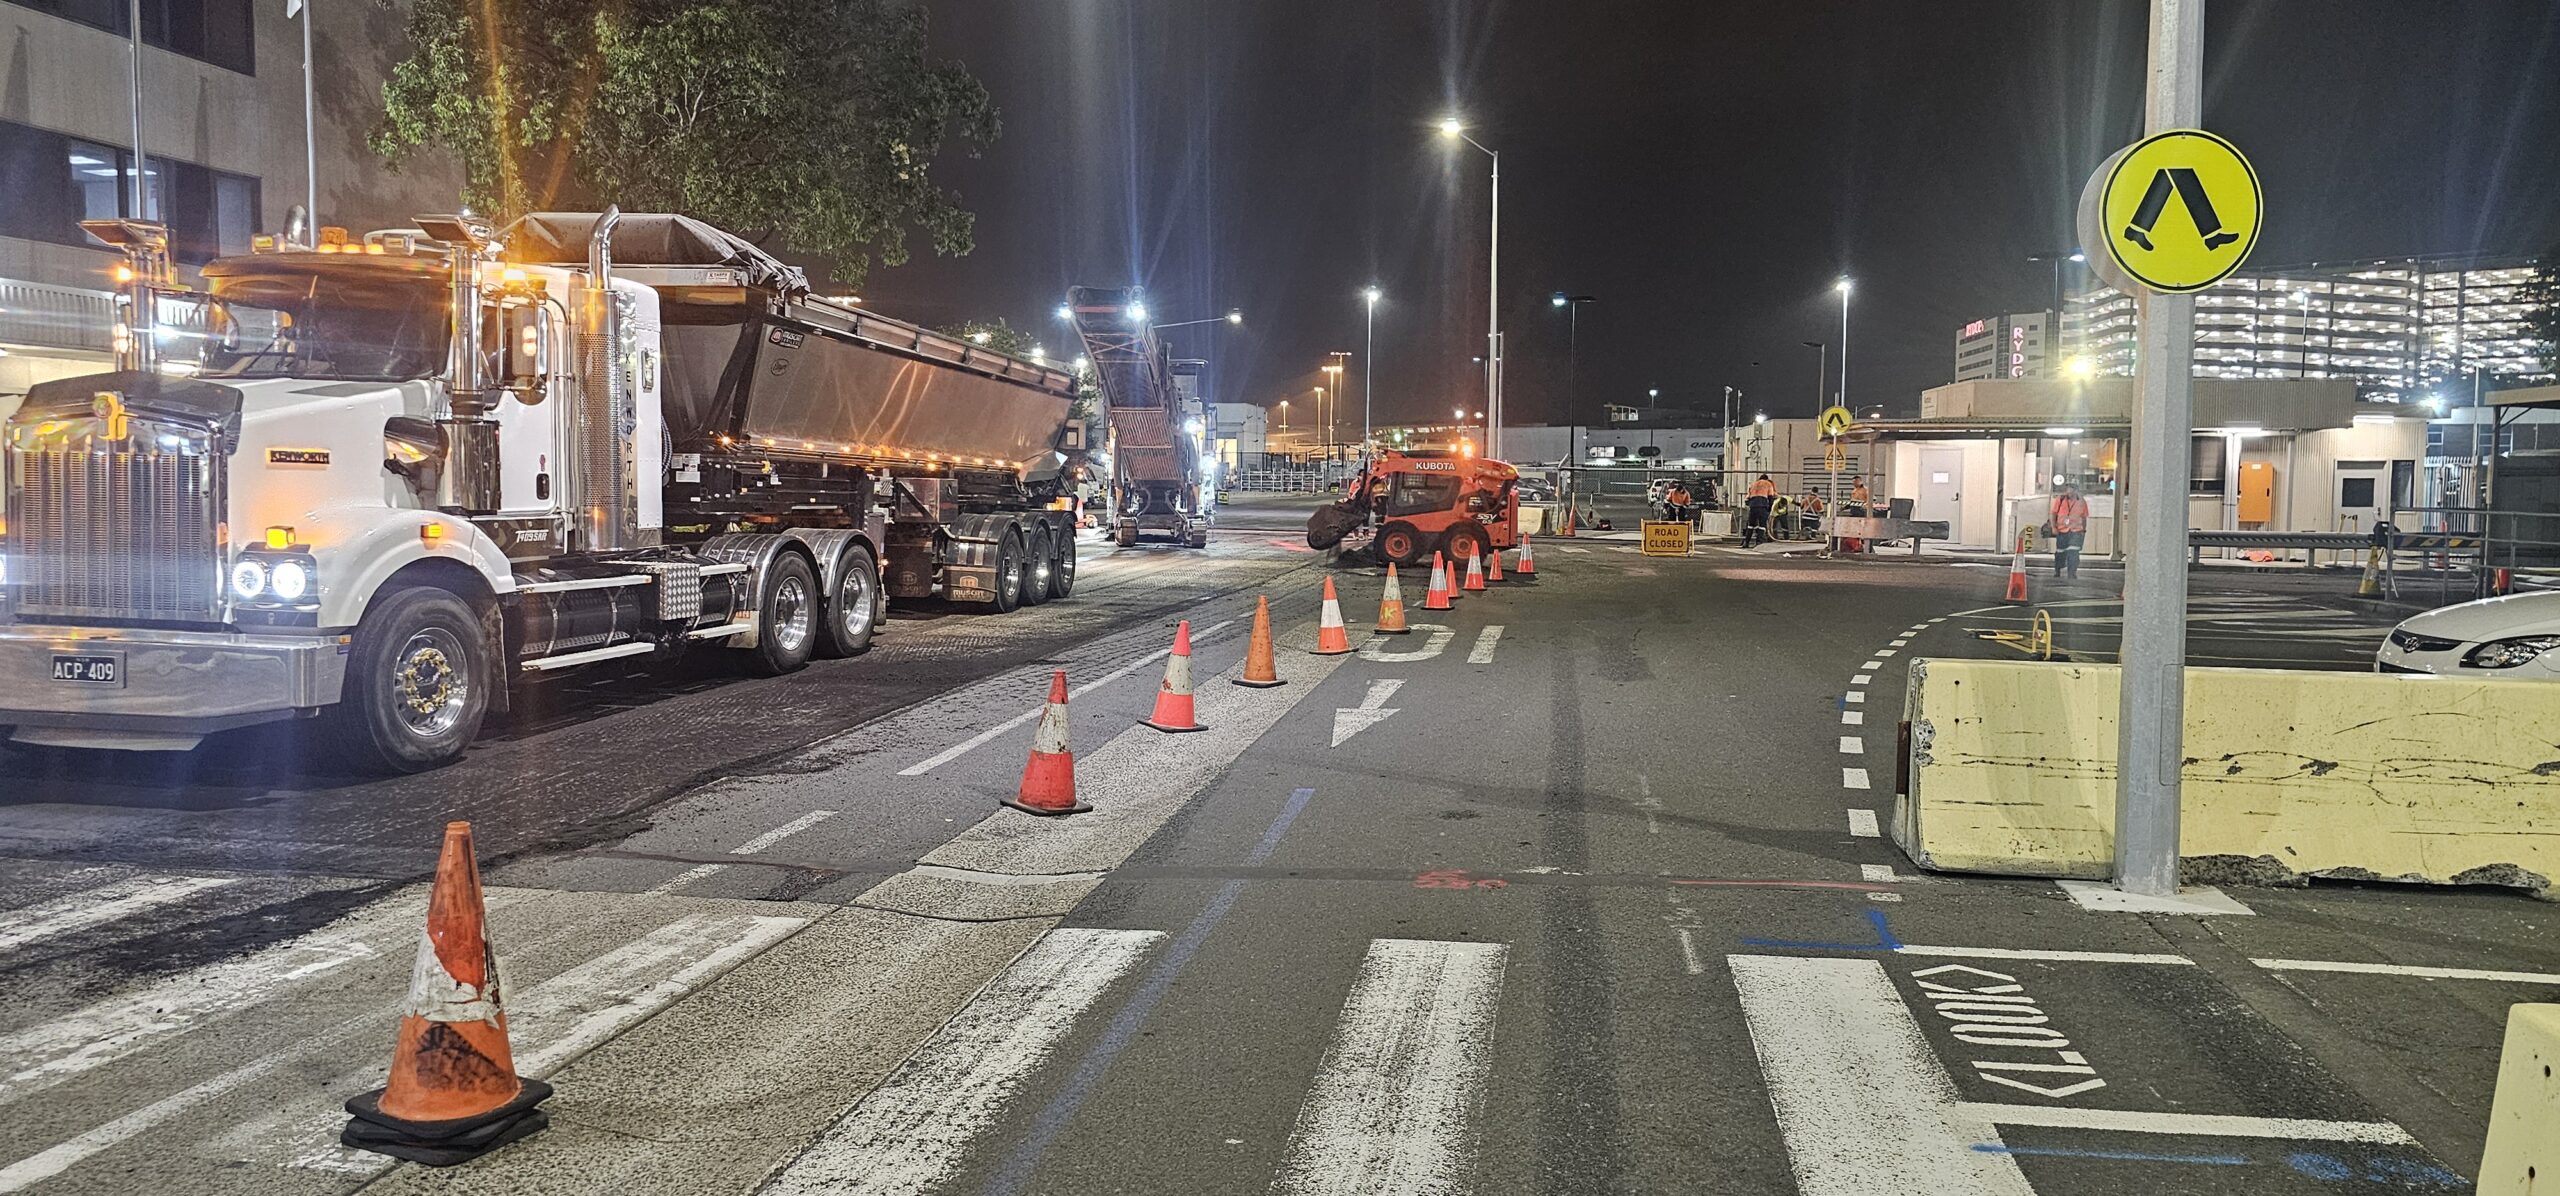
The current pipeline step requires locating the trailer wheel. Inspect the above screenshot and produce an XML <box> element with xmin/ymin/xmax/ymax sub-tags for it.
<box><xmin>989</xmin><ymin>529</ymin><xmax>1025</xmax><ymax>613</ymax></box>
<box><xmin>816</xmin><ymin>544</ymin><xmax>880</xmax><ymax>659</ymax></box>
<box><xmin>744</xmin><ymin>551</ymin><xmax>820</xmax><ymax>675</ymax></box>
<box><xmin>1442</xmin><ymin>521</ymin><xmax>1490</xmax><ymax>568</ymax></box>
<box><xmin>1021</xmin><ymin>526</ymin><xmax>1054</xmax><ymax>607</ymax></box>
<box><xmin>324</xmin><ymin>586</ymin><xmax>489</xmax><ymax>774</ymax></box>
<box><xmin>1377</xmin><ymin>521</ymin><xmax>1428</xmax><ymax>567</ymax></box>
<box><xmin>1048</xmin><ymin>529</ymin><xmax>1077</xmax><ymax>600</ymax></box>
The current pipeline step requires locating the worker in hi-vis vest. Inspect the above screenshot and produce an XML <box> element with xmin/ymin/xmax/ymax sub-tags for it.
<box><xmin>2048</xmin><ymin>484</ymin><xmax>2091</xmax><ymax>579</ymax></box>
<box><xmin>1743</xmin><ymin>474</ymin><xmax>1779</xmax><ymax>547</ymax></box>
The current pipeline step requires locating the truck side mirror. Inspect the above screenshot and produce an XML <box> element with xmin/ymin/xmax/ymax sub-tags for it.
<box><xmin>495</xmin><ymin>302</ymin><xmax>550</xmax><ymax>403</ymax></box>
<box><xmin>384</xmin><ymin>415</ymin><xmax>447</xmax><ymax>495</ymax></box>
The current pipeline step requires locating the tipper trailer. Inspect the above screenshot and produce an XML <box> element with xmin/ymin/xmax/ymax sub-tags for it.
<box><xmin>0</xmin><ymin>210</ymin><xmax>1094</xmax><ymax>772</ymax></box>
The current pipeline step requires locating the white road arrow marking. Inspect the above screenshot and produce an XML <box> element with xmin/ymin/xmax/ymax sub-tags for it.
<box><xmin>1331</xmin><ymin>679</ymin><xmax>1405</xmax><ymax>747</ymax></box>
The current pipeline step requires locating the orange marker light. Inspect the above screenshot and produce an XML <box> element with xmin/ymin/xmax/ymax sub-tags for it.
<box><xmin>420</xmin><ymin>523</ymin><xmax>445</xmax><ymax>546</ymax></box>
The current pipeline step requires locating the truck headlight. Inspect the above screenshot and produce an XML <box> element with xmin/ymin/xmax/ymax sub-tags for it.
<box><xmin>230</xmin><ymin>557</ymin><xmax>269</xmax><ymax>600</ymax></box>
<box><xmin>2463</xmin><ymin>635</ymin><xmax>2560</xmax><ymax>669</ymax></box>
<box><xmin>270</xmin><ymin>559</ymin><xmax>310</xmax><ymax>601</ymax></box>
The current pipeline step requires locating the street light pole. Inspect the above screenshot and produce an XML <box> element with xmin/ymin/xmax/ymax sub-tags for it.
<box><xmin>1363</xmin><ymin>287</ymin><xmax>1382</xmax><ymax>459</ymax></box>
<box><xmin>1441</xmin><ymin>118</ymin><xmax>1501</xmax><ymax>457</ymax></box>
<box><xmin>1836</xmin><ymin>278</ymin><xmax>1854</xmax><ymax>409</ymax></box>
<box><xmin>2114</xmin><ymin>0</ymin><xmax>2204</xmax><ymax>900</ymax></box>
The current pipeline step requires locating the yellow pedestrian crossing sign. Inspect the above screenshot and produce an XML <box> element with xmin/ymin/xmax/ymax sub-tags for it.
<box><xmin>2095</xmin><ymin>129</ymin><xmax>2260</xmax><ymax>293</ymax></box>
<box><xmin>1818</xmin><ymin>405</ymin><xmax>1854</xmax><ymax>437</ymax></box>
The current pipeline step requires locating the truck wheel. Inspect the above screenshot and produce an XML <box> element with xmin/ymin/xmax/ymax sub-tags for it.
<box><xmin>989</xmin><ymin>529</ymin><xmax>1025</xmax><ymax>613</ymax></box>
<box><xmin>1022</xmin><ymin>527</ymin><xmax>1054</xmax><ymax>607</ymax></box>
<box><xmin>816</xmin><ymin>544</ymin><xmax>880</xmax><ymax>659</ymax></box>
<box><xmin>325</xmin><ymin>586</ymin><xmax>490</xmax><ymax>774</ymax></box>
<box><xmin>1185</xmin><ymin>523</ymin><xmax>1209</xmax><ymax>549</ymax></box>
<box><xmin>1114</xmin><ymin>523</ymin><xmax>1138</xmax><ymax>548</ymax></box>
<box><xmin>1048</xmin><ymin>530</ymin><xmax>1077</xmax><ymax>600</ymax></box>
<box><xmin>1377</xmin><ymin>521</ymin><xmax>1427</xmax><ymax>567</ymax></box>
<box><xmin>1442</xmin><ymin>521</ymin><xmax>1490</xmax><ymax>567</ymax></box>
<box><xmin>745</xmin><ymin>551</ymin><xmax>820</xmax><ymax>675</ymax></box>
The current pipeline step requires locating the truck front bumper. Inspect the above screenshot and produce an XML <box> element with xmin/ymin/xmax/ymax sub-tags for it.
<box><xmin>0</xmin><ymin>623</ymin><xmax>350</xmax><ymax>749</ymax></box>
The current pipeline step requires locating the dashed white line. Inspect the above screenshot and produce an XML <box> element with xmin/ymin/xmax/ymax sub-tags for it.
<box><xmin>1466</xmin><ymin>625</ymin><xmax>1505</xmax><ymax>664</ymax></box>
<box><xmin>1844</xmin><ymin>691</ymin><xmax>1867</xmax><ymax>704</ymax></box>
<box><xmin>1956</xmin><ymin>1103</ymin><xmax>2415</xmax><ymax>1145</ymax></box>
<box><xmin>0</xmin><ymin>875</ymin><xmax>235</xmax><ymax>953</ymax></box>
<box><xmin>897</xmin><ymin>620</ymin><xmax>1234</xmax><ymax>776</ymax></box>
<box><xmin>1840</xmin><ymin>711</ymin><xmax>1864</xmax><ymax>726</ymax></box>
<box><xmin>1842</xmin><ymin>767</ymin><xmax>1871</xmax><ymax>790</ymax></box>
<box><xmin>1838</xmin><ymin>736</ymin><xmax>1864</xmax><ymax>754</ymax></box>
<box><xmin>1847</xmin><ymin>809</ymin><xmax>1880</xmax><ymax>837</ymax></box>
<box><xmin>1898</xmin><ymin>944</ymin><xmax>2193</xmax><ymax>966</ymax></box>
<box><xmin>1860</xmin><ymin>864</ymin><xmax>1900</xmax><ymax>884</ymax></box>
<box><xmin>1677</xmin><ymin>928</ymin><xmax>1706</xmax><ymax>975</ymax></box>
<box><xmin>2251</xmin><ymin>958</ymin><xmax>2560</xmax><ymax>984</ymax></box>
<box><xmin>1862</xmin><ymin>659</ymin><xmax>1884</xmax><ymax>669</ymax></box>
<box><xmin>1851</xmin><ymin>673</ymin><xmax>1873</xmax><ymax>685</ymax></box>
<box><xmin>646</xmin><ymin>809</ymin><xmax>842</xmax><ymax>895</ymax></box>
<box><xmin>1889</xmin><ymin>639</ymin><xmax>1911</xmax><ymax>648</ymax></box>
<box><xmin>1874</xmin><ymin>649</ymin><xmax>1898</xmax><ymax>658</ymax></box>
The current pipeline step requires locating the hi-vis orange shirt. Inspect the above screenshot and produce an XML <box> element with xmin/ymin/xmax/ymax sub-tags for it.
<box><xmin>1748</xmin><ymin>478</ymin><xmax>1779</xmax><ymax>499</ymax></box>
<box><xmin>2051</xmin><ymin>493</ymin><xmax>2090</xmax><ymax>533</ymax></box>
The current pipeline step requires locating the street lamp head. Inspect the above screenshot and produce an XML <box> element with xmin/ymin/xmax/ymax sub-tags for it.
<box><xmin>1072</xmin><ymin>356</ymin><xmax>1088</xmax><ymax>372</ymax></box>
<box><xmin>1454</xmin><ymin>407</ymin><xmax>1466</xmax><ymax>419</ymax></box>
<box><xmin>1438</xmin><ymin>117</ymin><xmax>1464</xmax><ymax>137</ymax></box>
<box><xmin>2068</xmin><ymin>252</ymin><xmax>2086</xmax><ymax>263</ymax></box>
<box><xmin>1127</xmin><ymin>302</ymin><xmax>1149</xmax><ymax>323</ymax></box>
<box><xmin>1551</xmin><ymin>292</ymin><xmax>1567</xmax><ymax>308</ymax></box>
<box><xmin>1227</xmin><ymin>309</ymin><xmax>1244</xmax><ymax>324</ymax></box>
<box><xmin>1835</xmin><ymin>277</ymin><xmax>1853</xmax><ymax>295</ymax></box>
<box><xmin>1647</xmin><ymin>388</ymin><xmax>1659</xmax><ymax>398</ymax></box>
<box><xmin>1054</xmin><ymin>304</ymin><xmax>1072</xmax><ymax>321</ymax></box>
<box><xmin>1362</xmin><ymin>286</ymin><xmax>1382</xmax><ymax>305</ymax></box>
<box><xmin>1754</xmin><ymin>412</ymin><xmax>1768</xmax><ymax>424</ymax></box>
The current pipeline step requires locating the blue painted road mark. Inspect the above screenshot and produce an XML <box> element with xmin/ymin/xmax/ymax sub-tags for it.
<box><xmin>983</xmin><ymin>786</ymin><xmax>1318</xmax><ymax>1196</ymax></box>
<box><xmin>1974</xmin><ymin>1143</ymin><xmax>2248</xmax><ymax>1166</ymax></box>
<box><xmin>1739</xmin><ymin>907</ymin><xmax>1903</xmax><ymax>952</ymax></box>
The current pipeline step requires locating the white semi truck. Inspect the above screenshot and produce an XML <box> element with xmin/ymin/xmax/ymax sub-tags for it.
<box><xmin>0</xmin><ymin>210</ymin><xmax>1105</xmax><ymax>772</ymax></box>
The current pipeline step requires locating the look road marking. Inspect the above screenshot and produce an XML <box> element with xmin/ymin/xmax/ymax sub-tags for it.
<box><xmin>1274</xmin><ymin>939</ymin><xmax>1509</xmax><ymax>1196</ymax></box>
<box><xmin>1730</xmin><ymin>955</ymin><xmax>2036</xmax><ymax>1195</ymax></box>
<box><xmin>1466</xmin><ymin>625</ymin><xmax>1504</xmax><ymax>664</ymax></box>
<box><xmin>1362</xmin><ymin>623</ymin><xmax>1455</xmax><ymax>663</ymax></box>
<box><xmin>762</xmin><ymin>928</ymin><xmax>1164</xmax><ymax>1195</ymax></box>
<box><xmin>0</xmin><ymin>875</ymin><xmax>234</xmax><ymax>953</ymax></box>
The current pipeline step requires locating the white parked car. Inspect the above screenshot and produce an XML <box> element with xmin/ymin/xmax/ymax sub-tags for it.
<box><xmin>2376</xmin><ymin>590</ymin><xmax>2560</xmax><ymax>679</ymax></box>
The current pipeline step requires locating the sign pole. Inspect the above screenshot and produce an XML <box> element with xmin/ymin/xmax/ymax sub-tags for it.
<box><xmin>2113</xmin><ymin>0</ymin><xmax>2203</xmax><ymax>898</ymax></box>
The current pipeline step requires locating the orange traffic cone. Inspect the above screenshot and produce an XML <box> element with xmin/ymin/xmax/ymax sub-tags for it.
<box><xmin>1235</xmin><ymin>595</ymin><xmax>1285</xmax><ymax>687</ymax></box>
<box><xmin>1516</xmin><ymin>535</ymin><xmax>1538</xmax><ymax>578</ymax></box>
<box><xmin>1560</xmin><ymin>501</ymin><xmax>1577</xmax><ymax>537</ymax></box>
<box><xmin>1141</xmin><ymin>621</ymin><xmax>1208</xmax><ymax>732</ymax></box>
<box><xmin>342</xmin><ymin>821</ymin><xmax>551</xmax><ymax>1166</ymax></box>
<box><xmin>1375</xmin><ymin>564</ymin><xmax>1410</xmax><ymax>633</ymax></box>
<box><xmin>1486</xmin><ymin>546</ymin><xmax>1507</xmax><ymax>583</ymax></box>
<box><xmin>1423</xmin><ymin>552</ymin><xmax>1456</xmax><ymax>612</ymax></box>
<box><xmin>2004</xmin><ymin>549</ymin><xmax>2031</xmax><ymax>604</ymax></box>
<box><xmin>1462</xmin><ymin>550</ymin><xmax>1488</xmax><ymax>592</ymax></box>
<box><xmin>1006</xmin><ymin>671</ymin><xmax>1090</xmax><ymax>815</ymax></box>
<box><xmin>1313</xmin><ymin>577</ymin><xmax>1355</xmax><ymax>655</ymax></box>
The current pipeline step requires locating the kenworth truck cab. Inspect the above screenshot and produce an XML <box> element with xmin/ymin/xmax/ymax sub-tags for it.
<box><xmin>0</xmin><ymin>212</ymin><xmax>1088</xmax><ymax>771</ymax></box>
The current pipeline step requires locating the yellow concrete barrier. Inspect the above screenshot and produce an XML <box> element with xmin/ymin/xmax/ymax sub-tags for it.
<box><xmin>1891</xmin><ymin>658</ymin><xmax>2560</xmax><ymax>893</ymax></box>
<box><xmin>2480</xmin><ymin>1004</ymin><xmax>2558</xmax><ymax>1196</ymax></box>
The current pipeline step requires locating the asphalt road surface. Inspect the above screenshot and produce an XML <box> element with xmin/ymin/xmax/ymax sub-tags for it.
<box><xmin>1</xmin><ymin>491</ymin><xmax>2549</xmax><ymax>1196</ymax></box>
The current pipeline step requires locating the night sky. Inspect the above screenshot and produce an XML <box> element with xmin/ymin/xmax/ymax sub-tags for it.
<box><xmin>861</xmin><ymin>2</ymin><xmax>2560</xmax><ymax>433</ymax></box>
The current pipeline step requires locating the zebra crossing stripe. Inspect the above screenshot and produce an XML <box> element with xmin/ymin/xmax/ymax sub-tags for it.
<box><xmin>761</xmin><ymin>928</ymin><xmax>1164</xmax><ymax>1196</ymax></box>
<box><xmin>0</xmin><ymin>875</ymin><xmax>236</xmax><ymax>953</ymax></box>
<box><xmin>1274</xmin><ymin>939</ymin><xmax>1509</xmax><ymax>1196</ymax></box>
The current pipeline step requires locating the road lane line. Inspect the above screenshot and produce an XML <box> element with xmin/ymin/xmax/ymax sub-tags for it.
<box><xmin>646</xmin><ymin>810</ymin><xmax>844</xmax><ymax>895</ymax></box>
<box><xmin>1848</xmin><ymin>810</ymin><xmax>1880</xmax><ymax>838</ymax></box>
<box><xmin>1898</xmin><ymin>944</ymin><xmax>2193</xmax><ymax>965</ymax></box>
<box><xmin>1860</xmin><ymin>864</ymin><xmax>1898</xmax><ymax>884</ymax></box>
<box><xmin>1889</xmin><ymin>639</ymin><xmax>1910</xmax><ymax>647</ymax></box>
<box><xmin>1844</xmin><ymin>691</ymin><xmax>1866</xmax><ymax>704</ymax></box>
<box><xmin>1841</xmin><ymin>711</ymin><xmax>1864</xmax><ymax>726</ymax></box>
<box><xmin>1842</xmin><ymin>767</ymin><xmax>1871</xmax><ymax>790</ymax></box>
<box><xmin>1863</xmin><ymin>659</ymin><xmax>1884</xmax><ymax>669</ymax></box>
<box><xmin>761</xmin><ymin>928</ymin><xmax>1164</xmax><ymax>1195</ymax></box>
<box><xmin>1466</xmin><ymin>625</ymin><xmax>1504</xmax><ymax>664</ymax></box>
<box><xmin>1875</xmin><ymin>649</ymin><xmax>1898</xmax><ymax>658</ymax></box>
<box><xmin>1274</xmin><ymin>939</ymin><xmax>1509</xmax><ymax>1196</ymax></box>
<box><xmin>1730</xmin><ymin>955</ymin><xmax>2035</xmax><ymax>1195</ymax></box>
<box><xmin>0</xmin><ymin>892</ymin><xmax>434</xmax><ymax>1104</ymax></box>
<box><xmin>897</xmin><ymin>620</ymin><xmax>1235</xmax><ymax>776</ymax></box>
<box><xmin>1956</xmin><ymin>1103</ymin><xmax>2416</xmax><ymax>1144</ymax></box>
<box><xmin>2251</xmin><ymin>958</ymin><xmax>2560</xmax><ymax>984</ymax></box>
<box><xmin>1677</xmin><ymin>929</ymin><xmax>1706</xmax><ymax>975</ymax></box>
<box><xmin>1851</xmin><ymin>673</ymin><xmax>1872</xmax><ymax>684</ymax></box>
<box><xmin>0</xmin><ymin>875</ymin><xmax>235</xmax><ymax>953</ymax></box>
<box><xmin>1838</xmin><ymin>736</ymin><xmax>1863</xmax><ymax>754</ymax></box>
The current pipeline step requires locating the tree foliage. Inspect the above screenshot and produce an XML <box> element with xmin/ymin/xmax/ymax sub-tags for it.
<box><xmin>941</xmin><ymin>317</ymin><xmax>1039</xmax><ymax>358</ymax></box>
<box><xmin>2521</xmin><ymin>241</ymin><xmax>2560</xmax><ymax>373</ymax></box>
<box><xmin>374</xmin><ymin>0</ymin><xmax>998</xmax><ymax>287</ymax></box>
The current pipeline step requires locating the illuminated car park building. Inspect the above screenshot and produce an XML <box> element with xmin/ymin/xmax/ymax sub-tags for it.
<box><xmin>2059</xmin><ymin>256</ymin><xmax>2551</xmax><ymax>402</ymax></box>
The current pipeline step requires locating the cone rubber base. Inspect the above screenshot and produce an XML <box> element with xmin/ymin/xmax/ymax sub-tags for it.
<box><xmin>1139</xmin><ymin>719</ymin><xmax>1210</xmax><ymax>733</ymax></box>
<box><xmin>1232</xmin><ymin>677</ymin><xmax>1286</xmax><ymax>688</ymax></box>
<box><xmin>1307</xmin><ymin>647</ymin><xmax>1355</xmax><ymax>656</ymax></box>
<box><xmin>1003</xmin><ymin>798</ymin><xmax>1094</xmax><ymax>817</ymax></box>
<box><xmin>1372</xmin><ymin>627</ymin><xmax>1412</xmax><ymax>635</ymax></box>
<box><xmin>343</xmin><ymin>1078</ymin><xmax>554</xmax><ymax>1167</ymax></box>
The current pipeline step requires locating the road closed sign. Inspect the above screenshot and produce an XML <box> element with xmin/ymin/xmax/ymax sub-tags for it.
<box><xmin>2085</xmin><ymin>129</ymin><xmax>2261</xmax><ymax>294</ymax></box>
<box><xmin>1641</xmin><ymin>521</ymin><xmax>1693</xmax><ymax>557</ymax></box>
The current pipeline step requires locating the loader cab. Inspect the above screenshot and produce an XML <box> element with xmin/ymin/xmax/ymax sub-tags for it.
<box><xmin>1357</xmin><ymin>449</ymin><xmax>1520</xmax><ymax>567</ymax></box>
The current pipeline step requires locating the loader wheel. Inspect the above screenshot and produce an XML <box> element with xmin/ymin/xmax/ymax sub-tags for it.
<box><xmin>1022</xmin><ymin>527</ymin><xmax>1054</xmax><ymax>607</ymax></box>
<box><xmin>1442</xmin><ymin>521</ymin><xmax>1490</xmax><ymax>568</ymax></box>
<box><xmin>324</xmin><ymin>586</ymin><xmax>489</xmax><ymax>774</ymax></box>
<box><xmin>816</xmin><ymin>544</ymin><xmax>880</xmax><ymax>659</ymax></box>
<box><xmin>1377</xmin><ymin>521</ymin><xmax>1427</xmax><ymax>568</ymax></box>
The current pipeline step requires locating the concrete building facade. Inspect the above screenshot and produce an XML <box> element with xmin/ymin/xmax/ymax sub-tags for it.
<box><xmin>1</xmin><ymin>0</ymin><xmax>457</xmax><ymax>399</ymax></box>
<box><xmin>1953</xmin><ymin>312</ymin><xmax>2051</xmax><ymax>382</ymax></box>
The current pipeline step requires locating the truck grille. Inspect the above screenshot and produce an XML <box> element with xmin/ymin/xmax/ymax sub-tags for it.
<box><xmin>7</xmin><ymin>438</ymin><xmax>224</xmax><ymax>622</ymax></box>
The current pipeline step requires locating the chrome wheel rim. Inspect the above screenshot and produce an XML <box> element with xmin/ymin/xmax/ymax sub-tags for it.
<box><xmin>392</xmin><ymin>628</ymin><xmax>469</xmax><ymax>737</ymax></box>
<box><xmin>1031</xmin><ymin>547</ymin><xmax>1053</xmax><ymax>594</ymax></box>
<box><xmin>1000</xmin><ymin>546</ymin><xmax>1022</xmax><ymax>597</ymax></box>
<box><xmin>772</xmin><ymin>573</ymin><xmax>814</xmax><ymax>654</ymax></box>
<box><xmin>839</xmin><ymin>564</ymin><xmax>875</xmax><ymax>642</ymax></box>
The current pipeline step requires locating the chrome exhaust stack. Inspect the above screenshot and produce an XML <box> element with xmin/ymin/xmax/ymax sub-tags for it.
<box><xmin>568</xmin><ymin>206</ymin><xmax>637</xmax><ymax>553</ymax></box>
<box><xmin>413</xmin><ymin>213</ymin><xmax>503</xmax><ymax>514</ymax></box>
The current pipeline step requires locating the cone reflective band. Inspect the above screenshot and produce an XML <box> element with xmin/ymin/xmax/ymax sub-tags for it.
<box><xmin>342</xmin><ymin>821</ymin><xmax>552</xmax><ymax>1166</ymax></box>
<box><xmin>1423</xmin><ymin>552</ymin><xmax>1455</xmax><ymax>612</ymax></box>
<box><xmin>1312</xmin><ymin>576</ymin><xmax>1354</xmax><ymax>655</ymax></box>
<box><xmin>1516</xmin><ymin>535</ymin><xmax>1538</xmax><ymax>576</ymax></box>
<box><xmin>1006</xmin><ymin>671</ymin><xmax>1090</xmax><ymax>815</ymax></box>
<box><xmin>1375</xmin><ymin>563</ymin><xmax>1410</xmax><ymax>633</ymax></box>
<box><xmin>1141</xmin><ymin>621</ymin><xmax>1208</xmax><ymax>732</ymax></box>
<box><xmin>1462</xmin><ymin>550</ymin><xmax>1488</xmax><ymax>592</ymax></box>
<box><xmin>1235</xmin><ymin>594</ymin><xmax>1285</xmax><ymax>687</ymax></box>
